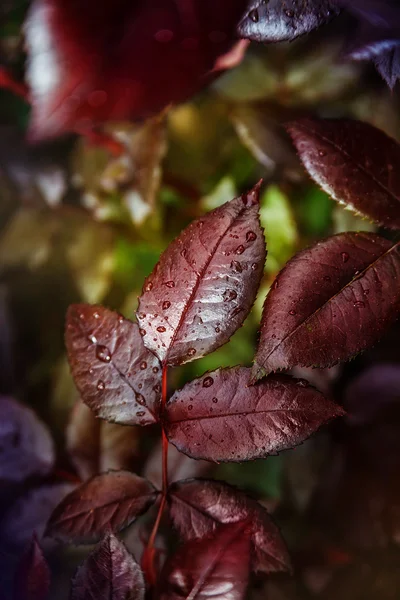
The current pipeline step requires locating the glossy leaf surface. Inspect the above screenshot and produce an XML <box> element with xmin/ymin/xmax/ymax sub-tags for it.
<box><xmin>288</xmin><ymin>118</ymin><xmax>400</xmax><ymax>229</ymax></box>
<box><xmin>168</xmin><ymin>478</ymin><xmax>290</xmax><ymax>574</ymax></box>
<box><xmin>137</xmin><ymin>185</ymin><xmax>266</xmax><ymax>366</ymax></box>
<box><xmin>71</xmin><ymin>534</ymin><xmax>145</xmax><ymax>600</ymax></box>
<box><xmin>159</xmin><ymin>522</ymin><xmax>251</xmax><ymax>600</ymax></box>
<box><xmin>46</xmin><ymin>471</ymin><xmax>158</xmax><ymax>543</ymax></box>
<box><xmin>253</xmin><ymin>233</ymin><xmax>400</xmax><ymax>380</ymax></box>
<box><xmin>165</xmin><ymin>367</ymin><xmax>342</xmax><ymax>462</ymax></box>
<box><xmin>13</xmin><ymin>535</ymin><xmax>50</xmax><ymax>600</ymax></box>
<box><xmin>66</xmin><ymin>304</ymin><xmax>162</xmax><ymax>426</ymax></box>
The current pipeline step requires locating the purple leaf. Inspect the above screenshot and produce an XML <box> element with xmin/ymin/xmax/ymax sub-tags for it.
<box><xmin>137</xmin><ymin>185</ymin><xmax>266</xmax><ymax>366</ymax></box>
<box><xmin>66</xmin><ymin>304</ymin><xmax>162</xmax><ymax>426</ymax></box>
<box><xmin>158</xmin><ymin>522</ymin><xmax>251</xmax><ymax>600</ymax></box>
<box><xmin>375</xmin><ymin>46</ymin><xmax>400</xmax><ymax>88</ymax></box>
<box><xmin>46</xmin><ymin>471</ymin><xmax>158</xmax><ymax>544</ymax></box>
<box><xmin>168</xmin><ymin>478</ymin><xmax>291</xmax><ymax>574</ymax></box>
<box><xmin>0</xmin><ymin>396</ymin><xmax>54</xmax><ymax>483</ymax></box>
<box><xmin>287</xmin><ymin>118</ymin><xmax>400</xmax><ymax>229</ymax></box>
<box><xmin>71</xmin><ymin>533</ymin><xmax>145</xmax><ymax>600</ymax></box>
<box><xmin>13</xmin><ymin>535</ymin><xmax>50</xmax><ymax>600</ymax></box>
<box><xmin>165</xmin><ymin>367</ymin><xmax>343</xmax><ymax>462</ymax></box>
<box><xmin>253</xmin><ymin>233</ymin><xmax>400</xmax><ymax>380</ymax></box>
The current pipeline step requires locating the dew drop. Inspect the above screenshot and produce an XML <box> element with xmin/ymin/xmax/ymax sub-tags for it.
<box><xmin>272</xmin><ymin>279</ymin><xmax>279</xmax><ymax>289</ymax></box>
<box><xmin>153</xmin><ymin>384</ymin><xmax>161</xmax><ymax>394</ymax></box>
<box><xmin>246</xmin><ymin>231</ymin><xmax>257</xmax><ymax>242</ymax></box>
<box><xmin>235</xmin><ymin>245</ymin><xmax>245</xmax><ymax>255</ymax></box>
<box><xmin>251</xmin><ymin>263</ymin><xmax>258</xmax><ymax>271</ymax></box>
<box><xmin>318</xmin><ymin>150</ymin><xmax>327</xmax><ymax>157</ymax></box>
<box><xmin>187</xmin><ymin>348</ymin><xmax>196</xmax><ymax>357</ymax></box>
<box><xmin>354</xmin><ymin>301</ymin><xmax>365</xmax><ymax>308</ymax></box>
<box><xmin>162</xmin><ymin>301</ymin><xmax>171</xmax><ymax>310</ymax></box>
<box><xmin>140</xmin><ymin>329</ymin><xmax>146</xmax><ymax>336</ymax></box>
<box><xmin>96</xmin><ymin>345</ymin><xmax>111</xmax><ymax>363</ymax></box>
<box><xmin>89</xmin><ymin>335</ymin><xmax>98</xmax><ymax>344</ymax></box>
<box><xmin>157</xmin><ymin>326</ymin><xmax>166</xmax><ymax>333</ymax></box>
<box><xmin>212</xmin><ymin>397</ymin><xmax>218</xmax><ymax>404</ymax></box>
<box><xmin>289</xmin><ymin>309</ymin><xmax>296</xmax><ymax>316</ymax></box>
<box><xmin>215</xmin><ymin>326</ymin><xmax>221</xmax><ymax>333</ymax></box>
<box><xmin>223</xmin><ymin>289</ymin><xmax>237</xmax><ymax>302</ymax></box>
<box><xmin>341</xmin><ymin>252</ymin><xmax>349</xmax><ymax>263</ymax></box>
<box><xmin>140</xmin><ymin>361</ymin><xmax>147</xmax><ymax>370</ymax></box>
<box><xmin>93</xmin><ymin>312</ymin><xmax>100</xmax><ymax>319</ymax></box>
<box><xmin>203</xmin><ymin>376</ymin><xmax>214</xmax><ymax>388</ymax></box>
<box><xmin>145</xmin><ymin>282</ymin><xmax>153</xmax><ymax>292</ymax></box>
<box><xmin>97</xmin><ymin>380</ymin><xmax>105</xmax><ymax>391</ymax></box>
<box><xmin>285</xmin><ymin>9</ymin><xmax>294</xmax><ymax>17</ymax></box>
<box><xmin>180</xmin><ymin>249</ymin><xmax>187</xmax><ymax>258</ymax></box>
<box><xmin>249</xmin><ymin>8</ymin><xmax>259</xmax><ymax>22</ymax></box>
<box><xmin>138</xmin><ymin>312</ymin><xmax>146</xmax><ymax>320</ymax></box>
<box><xmin>230</xmin><ymin>260</ymin><xmax>243</xmax><ymax>273</ymax></box>
<box><xmin>165</xmin><ymin>281</ymin><xmax>175</xmax><ymax>289</ymax></box>
<box><xmin>152</xmin><ymin>366</ymin><xmax>159</xmax><ymax>374</ymax></box>
<box><xmin>188</xmin><ymin>405</ymin><xmax>193</xmax><ymax>411</ymax></box>
<box><xmin>136</xmin><ymin>411</ymin><xmax>145</xmax><ymax>418</ymax></box>
<box><xmin>136</xmin><ymin>393</ymin><xmax>146</xmax><ymax>405</ymax></box>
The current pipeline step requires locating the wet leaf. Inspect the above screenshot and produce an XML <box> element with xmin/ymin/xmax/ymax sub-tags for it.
<box><xmin>0</xmin><ymin>396</ymin><xmax>54</xmax><ymax>483</ymax></box>
<box><xmin>253</xmin><ymin>233</ymin><xmax>400</xmax><ymax>380</ymax></box>
<box><xmin>13</xmin><ymin>535</ymin><xmax>50</xmax><ymax>600</ymax></box>
<box><xmin>158</xmin><ymin>522</ymin><xmax>251</xmax><ymax>600</ymax></box>
<box><xmin>168</xmin><ymin>478</ymin><xmax>291</xmax><ymax>574</ymax></box>
<box><xmin>137</xmin><ymin>184</ymin><xmax>266</xmax><ymax>366</ymax></box>
<box><xmin>288</xmin><ymin>118</ymin><xmax>400</xmax><ymax>229</ymax></box>
<box><xmin>66</xmin><ymin>304</ymin><xmax>162</xmax><ymax>426</ymax></box>
<box><xmin>46</xmin><ymin>471</ymin><xmax>158</xmax><ymax>544</ymax></box>
<box><xmin>71</xmin><ymin>533</ymin><xmax>145</xmax><ymax>600</ymax></box>
<box><xmin>165</xmin><ymin>367</ymin><xmax>343</xmax><ymax>462</ymax></box>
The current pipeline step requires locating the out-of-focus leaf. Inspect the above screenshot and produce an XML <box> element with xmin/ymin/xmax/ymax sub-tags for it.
<box><xmin>137</xmin><ymin>185</ymin><xmax>266</xmax><ymax>366</ymax></box>
<box><xmin>46</xmin><ymin>471</ymin><xmax>159</xmax><ymax>544</ymax></box>
<box><xmin>0</xmin><ymin>396</ymin><xmax>54</xmax><ymax>483</ymax></box>
<box><xmin>168</xmin><ymin>478</ymin><xmax>291</xmax><ymax>574</ymax></box>
<box><xmin>158</xmin><ymin>522</ymin><xmax>251</xmax><ymax>600</ymax></box>
<box><xmin>13</xmin><ymin>535</ymin><xmax>50</xmax><ymax>600</ymax></box>
<box><xmin>66</xmin><ymin>304</ymin><xmax>162</xmax><ymax>426</ymax></box>
<box><xmin>215</xmin><ymin>456</ymin><xmax>283</xmax><ymax>499</ymax></box>
<box><xmin>375</xmin><ymin>46</ymin><xmax>400</xmax><ymax>89</ymax></box>
<box><xmin>71</xmin><ymin>534</ymin><xmax>145</xmax><ymax>600</ymax></box>
<box><xmin>296</xmin><ymin>187</ymin><xmax>332</xmax><ymax>237</ymax></box>
<box><xmin>253</xmin><ymin>233</ymin><xmax>400</xmax><ymax>380</ymax></box>
<box><xmin>201</xmin><ymin>176</ymin><xmax>237</xmax><ymax>212</ymax></box>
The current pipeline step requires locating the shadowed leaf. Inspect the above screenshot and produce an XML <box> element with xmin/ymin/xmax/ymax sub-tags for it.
<box><xmin>253</xmin><ymin>233</ymin><xmax>400</xmax><ymax>380</ymax></box>
<box><xmin>46</xmin><ymin>471</ymin><xmax>158</xmax><ymax>544</ymax></box>
<box><xmin>66</xmin><ymin>304</ymin><xmax>162</xmax><ymax>426</ymax></box>
<box><xmin>168</xmin><ymin>478</ymin><xmax>290</xmax><ymax>574</ymax></box>
<box><xmin>165</xmin><ymin>367</ymin><xmax>343</xmax><ymax>462</ymax></box>
<box><xmin>13</xmin><ymin>535</ymin><xmax>50</xmax><ymax>600</ymax></box>
<box><xmin>137</xmin><ymin>185</ymin><xmax>266</xmax><ymax>366</ymax></box>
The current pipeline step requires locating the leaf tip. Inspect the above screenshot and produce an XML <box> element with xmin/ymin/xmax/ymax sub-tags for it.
<box><xmin>250</xmin><ymin>362</ymin><xmax>268</xmax><ymax>384</ymax></box>
<box><xmin>242</xmin><ymin>180</ymin><xmax>263</xmax><ymax>207</ymax></box>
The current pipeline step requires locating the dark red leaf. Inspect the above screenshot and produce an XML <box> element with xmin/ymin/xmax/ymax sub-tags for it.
<box><xmin>0</xmin><ymin>396</ymin><xmax>54</xmax><ymax>483</ymax></box>
<box><xmin>66</xmin><ymin>304</ymin><xmax>162</xmax><ymax>426</ymax></box>
<box><xmin>13</xmin><ymin>535</ymin><xmax>50</xmax><ymax>600</ymax></box>
<box><xmin>158</xmin><ymin>522</ymin><xmax>251</xmax><ymax>600</ymax></box>
<box><xmin>165</xmin><ymin>367</ymin><xmax>343</xmax><ymax>462</ymax></box>
<box><xmin>24</xmin><ymin>0</ymin><xmax>248</xmax><ymax>141</ymax></box>
<box><xmin>46</xmin><ymin>471</ymin><xmax>158</xmax><ymax>544</ymax></box>
<box><xmin>253</xmin><ymin>233</ymin><xmax>400</xmax><ymax>380</ymax></box>
<box><xmin>137</xmin><ymin>184</ymin><xmax>266</xmax><ymax>366</ymax></box>
<box><xmin>168</xmin><ymin>478</ymin><xmax>291</xmax><ymax>574</ymax></box>
<box><xmin>71</xmin><ymin>533</ymin><xmax>145</xmax><ymax>600</ymax></box>
<box><xmin>287</xmin><ymin>118</ymin><xmax>400</xmax><ymax>229</ymax></box>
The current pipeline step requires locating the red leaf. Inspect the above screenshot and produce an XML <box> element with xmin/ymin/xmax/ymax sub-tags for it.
<box><xmin>158</xmin><ymin>522</ymin><xmax>251</xmax><ymax>600</ymax></box>
<box><xmin>71</xmin><ymin>533</ymin><xmax>145</xmax><ymax>600</ymax></box>
<box><xmin>253</xmin><ymin>233</ymin><xmax>400</xmax><ymax>380</ymax></box>
<box><xmin>287</xmin><ymin>118</ymin><xmax>400</xmax><ymax>229</ymax></box>
<box><xmin>164</xmin><ymin>367</ymin><xmax>343</xmax><ymax>462</ymax></box>
<box><xmin>13</xmin><ymin>535</ymin><xmax>50</xmax><ymax>600</ymax></box>
<box><xmin>46</xmin><ymin>471</ymin><xmax>158</xmax><ymax>544</ymax></box>
<box><xmin>66</xmin><ymin>304</ymin><xmax>162</xmax><ymax>426</ymax></box>
<box><xmin>24</xmin><ymin>0</ymin><xmax>248</xmax><ymax>141</ymax></box>
<box><xmin>0</xmin><ymin>396</ymin><xmax>54</xmax><ymax>483</ymax></box>
<box><xmin>168</xmin><ymin>478</ymin><xmax>291</xmax><ymax>574</ymax></box>
<box><xmin>137</xmin><ymin>184</ymin><xmax>266</xmax><ymax>366</ymax></box>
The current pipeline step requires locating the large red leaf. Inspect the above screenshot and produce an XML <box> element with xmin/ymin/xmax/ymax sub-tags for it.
<box><xmin>288</xmin><ymin>118</ymin><xmax>400</xmax><ymax>229</ymax></box>
<box><xmin>165</xmin><ymin>367</ymin><xmax>343</xmax><ymax>462</ymax></box>
<box><xmin>71</xmin><ymin>534</ymin><xmax>145</xmax><ymax>600</ymax></box>
<box><xmin>158</xmin><ymin>522</ymin><xmax>251</xmax><ymax>600</ymax></box>
<box><xmin>253</xmin><ymin>233</ymin><xmax>400</xmax><ymax>381</ymax></box>
<box><xmin>168</xmin><ymin>478</ymin><xmax>291</xmax><ymax>574</ymax></box>
<box><xmin>137</xmin><ymin>185</ymin><xmax>266</xmax><ymax>366</ymax></box>
<box><xmin>46</xmin><ymin>471</ymin><xmax>158</xmax><ymax>544</ymax></box>
<box><xmin>66</xmin><ymin>304</ymin><xmax>162</xmax><ymax>426</ymax></box>
<box><xmin>24</xmin><ymin>0</ymin><xmax>248</xmax><ymax>141</ymax></box>
<box><xmin>13</xmin><ymin>535</ymin><xmax>50</xmax><ymax>600</ymax></box>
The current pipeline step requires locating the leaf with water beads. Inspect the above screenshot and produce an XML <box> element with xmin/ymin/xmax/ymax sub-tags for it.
<box><xmin>253</xmin><ymin>232</ymin><xmax>400</xmax><ymax>381</ymax></box>
<box><xmin>65</xmin><ymin>304</ymin><xmax>162</xmax><ymax>426</ymax></box>
<box><xmin>137</xmin><ymin>184</ymin><xmax>266</xmax><ymax>366</ymax></box>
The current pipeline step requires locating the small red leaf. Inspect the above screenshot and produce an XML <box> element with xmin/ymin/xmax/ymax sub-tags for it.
<box><xmin>13</xmin><ymin>535</ymin><xmax>50</xmax><ymax>600</ymax></box>
<box><xmin>287</xmin><ymin>118</ymin><xmax>400</xmax><ymax>229</ymax></box>
<box><xmin>165</xmin><ymin>368</ymin><xmax>343</xmax><ymax>462</ymax></box>
<box><xmin>158</xmin><ymin>522</ymin><xmax>251</xmax><ymax>600</ymax></box>
<box><xmin>168</xmin><ymin>478</ymin><xmax>291</xmax><ymax>574</ymax></box>
<box><xmin>137</xmin><ymin>185</ymin><xmax>266</xmax><ymax>366</ymax></box>
<box><xmin>71</xmin><ymin>533</ymin><xmax>145</xmax><ymax>600</ymax></box>
<box><xmin>253</xmin><ymin>233</ymin><xmax>400</xmax><ymax>380</ymax></box>
<box><xmin>66</xmin><ymin>304</ymin><xmax>162</xmax><ymax>426</ymax></box>
<box><xmin>46</xmin><ymin>471</ymin><xmax>158</xmax><ymax>544</ymax></box>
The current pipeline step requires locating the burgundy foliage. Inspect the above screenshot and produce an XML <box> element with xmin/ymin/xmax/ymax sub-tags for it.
<box><xmin>70</xmin><ymin>534</ymin><xmax>145</xmax><ymax>600</ymax></box>
<box><xmin>137</xmin><ymin>184</ymin><xmax>266</xmax><ymax>366</ymax></box>
<box><xmin>158</xmin><ymin>522</ymin><xmax>251</xmax><ymax>600</ymax></box>
<box><xmin>253</xmin><ymin>232</ymin><xmax>400</xmax><ymax>380</ymax></box>
<box><xmin>13</xmin><ymin>535</ymin><xmax>50</xmax><ymax>600</ymax></box>
<box><xmin>168</xmin><ymin>478</ymin><xmax>291</xmax><ymax>574</ymax></box>
<box><xmin>46</xmin><ymin>471</ymin><xmax>158</xmax><ymax>543</ymax></box>
<box><xmin>165</xmin><ymin>367</ymin><xmax>343</xmax><ymax>462</ymax></box>
<box><xmin>65</xmin><ymin>304</ymin><xmax>162</xmax><ymax>425</ymax></box>
<box><xmin>287</xmin><ymin>118</ymin><xmax>400</xmax><ymax>229</ymax></box>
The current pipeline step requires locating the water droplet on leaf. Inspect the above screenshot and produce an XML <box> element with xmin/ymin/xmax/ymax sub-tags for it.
<box><xmin>97</xmin><ymin>380</ymin><xmax>105</xmax><ymax>391</ymax></box>
<box><xmin>246</xmin><ymin>231</ymin><xmax>257</xmax><ymax>242</ymax></box>
<box><xmin>157</xmin><ymin>326</ymin><xmax>166</xmax><ymax>333</ymax></box>
<box><xmin>203</xmin><ymin>376</ymin><xmax>214</xmax><ymax>388</ymax></box>
<box><xmin>140</xmin><ymin>361</ymin><xmax>147</xmax><ymax>370</ymax></box>
<box><xmin>96</xmin><ymin>345</ymin><xmax>111</xmax><ymax>363</ymax></box>
<box><xmin>235</xmin><ymin>245</ymin><xmax>245</xmax><ymax>255</ymax></box>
